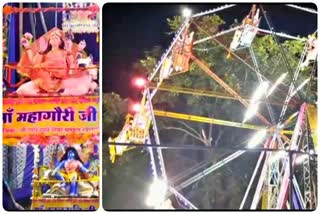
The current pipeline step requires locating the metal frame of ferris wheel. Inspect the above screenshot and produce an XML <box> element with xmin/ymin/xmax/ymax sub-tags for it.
<box><xmin>131</xmin><ymin>3</ymin><xmax>317</xmax><ymax>209</ymax></box>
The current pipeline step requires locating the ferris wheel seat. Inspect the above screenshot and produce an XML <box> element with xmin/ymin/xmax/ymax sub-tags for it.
<box><xmin>129</xmin><ymin>127</ymin><xmax>147</xmax><ymax>144</ymax></box>
<box><xmin>230</xmin><ymin>24</ymin><xmax>258</xmax><ymax>51</ymax></box>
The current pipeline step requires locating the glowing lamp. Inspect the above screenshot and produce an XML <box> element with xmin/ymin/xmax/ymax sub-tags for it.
<box><xmin>146</xmin><ymin>178</ymin><xmax>168</xmax><ymax>207</ymax></box>
<box><xmin>133</xmin><ymin>77</ymin><xmax>147</xmax><ymax>88</ymax></box>
<box><xmin>131</xmin><ymin>103</ymin><xmax>141</xmax><ymax>113</ymax></box>
<box><xmin>182</xmin><ymin>8</ymin><xmax>192</xmax><ymax>18</ymax></box>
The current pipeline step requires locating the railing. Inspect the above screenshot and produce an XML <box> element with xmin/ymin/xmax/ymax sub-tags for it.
<box><xmin>32</xmin><ymin>165</ymin><xmax>99</xmax><ymax>198</ymax></box>
<box><xmin>3</xmin><ymin>63</ymin><xmax>99</xmax><ymax>97</ymax></box>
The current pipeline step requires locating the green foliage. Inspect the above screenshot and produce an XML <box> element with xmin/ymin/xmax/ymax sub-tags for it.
<box><xmin>197</xmin><ymin>14</ymin><xmax>226</xmax><ymax>35</ymax></box>
<box><xmin>167</xmin><ymin>16</ymin><xmax>184</xmax><ymax>31</ymax></box>
<box><xmin>102</xmin><ymin>93</ymin><xmax>128</xmax><ymax>139</ymax></box>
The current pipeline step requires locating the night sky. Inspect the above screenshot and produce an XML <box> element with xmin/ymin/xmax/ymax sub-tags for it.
<box><xmin>103</xmin><ymin>3</ymin><xmax>317</xmax><ymax>98</ymax></box>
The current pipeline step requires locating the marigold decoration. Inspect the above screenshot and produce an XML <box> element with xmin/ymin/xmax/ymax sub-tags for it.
<box><xmin>3</xmin><ymin>137</ymin><xmax>20</xmax><ymax>146</ymax></box>
<box><xmin>62</xmin><ymin>3</ymin><xmax>99</xmax><ymax>34</ymax></box>
<box><xmin>3</xmin><ymin>5</ymin><xmax>15</xmax><ymax>15</ymax></box>
<box><xmin>3</xmin><ymin>4</ymin><xmax>99</xmax><ymax>15</ymax></box>
<box><xmin>79</xmin><ymin>133</ymin><xmax>92</xmax><ymax>144</ymax></box>
<box><xmin>47</xmin><ymin>136</ymin><xmax>60</xmax><ymax>144</ymax></box>
<box><xmin>66</xmin><ymin>132</ymin><xmax>82</xmax><ymax>144</ymax></box>
<box><xmin>20</xmin><ymin>135</ymin><xmax>47</xmax><ymax>145</ymax></box>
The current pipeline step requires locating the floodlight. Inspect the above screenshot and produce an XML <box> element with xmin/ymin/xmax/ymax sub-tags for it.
<box><xmin>247</xmin><ymin>129</ymin><xmax>267</xmax><ymax>148</ymax></box>
<box><xmin>290</xmin><ymin>78</ymin><xmax>310</xmax><ymax>97</ymax></box>
<box><xmin>145</xmin><ymin>178</ymin><xmax>168</xmax><ymax>207</ymax></box>
<box><xmin>267</xmin><ymin>72</ymin><xmax>288</xmax><ymax>97</ymax></box>
<box><xmin>182</xmin><ymin>8</ymin><xmax>192</xmax><ymax>18</ymax></box>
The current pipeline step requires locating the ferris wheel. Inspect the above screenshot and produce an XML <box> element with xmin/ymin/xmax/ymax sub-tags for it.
<box><xmin>108</xmin><ymin>4</ymin><xmax>317</xmax><ymax>210</ymax></box>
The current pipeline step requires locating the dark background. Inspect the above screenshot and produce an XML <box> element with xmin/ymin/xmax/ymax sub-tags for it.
<box><xmin>102</xmin><ymin>3</ymin><xmax>317</xmax><ymax>98</ymax></box>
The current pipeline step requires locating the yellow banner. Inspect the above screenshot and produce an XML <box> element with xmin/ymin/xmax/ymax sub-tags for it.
<box><xmin>32</xmin><ymin>198</ymin><xmax>99</xmax><ymax>210</ymax></box>
<box><xmin>3</xmin><ymin>96</ymin><xmax>99</xmax><ymax>138</ymax></box>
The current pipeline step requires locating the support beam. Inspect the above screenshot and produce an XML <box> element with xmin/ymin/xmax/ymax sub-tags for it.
<box><xmin>147</xmin><ymin>89</ymin><xmax>168</xmax><ymax>181</ymax></box>
<box><xmin>191</xmin><ymin>4</ymin><xmax>236</xmax><ymax>18</ymax></box>
<box><xmin>154</xmin><ymin>110</ymin><xmax>293</xmax><ymax>135</ymax></box>
<box><xmin>257</xmin><ymin>28</ymin><xmax>306</xmax><ymax>41</ymax></box>
<box><xmin>286</xmin><ymin>4</ymin><xmax>317</xmax><ymax>14</ymax></box>
<box><xmin>169</xmin><ymin>186</ymin><xmax>198</xmax><ymax>209</ymax></box>
<box><xmin>249</xmin><ymin>46</ymin><xmax>276</xmax><ymax>124</ymax></box>
<box><xmin>193</xmin><ymin>26</ymin><xmax>240</xmax><ymax>45</ymax></box>
<box><xmin>250</xmin><ymin>135</ymin><xmax>278</xmax><ymax>209</ymax></box>
<box><xmin>277</xmin><ymin>103</ymin><xmax>307</xmax><ymax>209</ymax></box>
<box><xmin>176</xmin><ymin>151</ymin><xmax>245</xmax><ymax>191</ymax></box>
<box><xmin>149</xmin><ymin>85</ymin><xmax>292</xmax><ymax>107</ymax></box>
<box><xmin>37</xmin><ymin>3</ymin><xmax>48</xmax><ymax>33</ymax></box>
<box><xmin>191</xmin><ymin>54</ymin><xmax>271</xmax><ymax>126</ymax></box>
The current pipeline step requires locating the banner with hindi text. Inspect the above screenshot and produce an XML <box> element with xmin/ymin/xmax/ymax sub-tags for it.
<box><xmin>3</xmin><ymin>96</ymin><xmax>99</xmax><ymax>138</ymax></box>
<box><xmin>32</xmin><ymin>198</ymin><xmax>99</xmax><ymax>210</ymax></box>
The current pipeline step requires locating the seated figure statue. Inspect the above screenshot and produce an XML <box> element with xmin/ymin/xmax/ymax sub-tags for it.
<box><xmin>17</xmin><ymin>28</ymin><xmax>77</xmax><ymax>95</ymax></box>
<box><xmin>16</xmin><ymin>28</ymin><xmax>98</xmax><ymax>96</ymax></box>
<box><xmin>49</xmin><ymin>147</ymin><xmax>94</xmax><ymax>197</ymax></box>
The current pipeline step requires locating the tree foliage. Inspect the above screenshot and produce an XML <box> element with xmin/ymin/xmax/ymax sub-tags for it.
<box><xmin>102</xmin><ymin>93</ymin><xmax>128</xmax><ymax>139</ymax></box>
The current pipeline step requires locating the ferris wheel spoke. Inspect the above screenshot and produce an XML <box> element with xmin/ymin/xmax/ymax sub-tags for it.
<box><xmin>191</xmin><ymin>21</ymin><xmax>272</xmax><ymax>84</ymax></box>
<box><xmin>278</xmin><ymin>41</ymin><xmax>309</xmax><ymax>122</ymax></box>
<box><xmin>191</xmin><ymin>4</ymin><xmax>236</xmax><ymax>18</ymax></box>
<box><xmin>176</xmin><ymin>150</ymin><xmax>245</xmax><ymax>191</ymax></box>
<box><xmin>191</xmin><ymin>54</ymin><xmax>271</xmax><ymax>126</ymax></box>
<box><xmin>286</xmin><ymin>4</ymin><xmax>317</xmax><ymax>14</ymax></box>
<box><xmin>193</xmin><ymin>26</ymin><xmax>240</xmax><ymax>45</ymax></box>
<box><xmin>240</xmin><ymin>133</ymin><xmax>277</xmax><ymax>209</ymax></box>
<box><xmin>249</xmin><ymin>46</ymin><xmax>276</xmax><ymax>124</ymax></box>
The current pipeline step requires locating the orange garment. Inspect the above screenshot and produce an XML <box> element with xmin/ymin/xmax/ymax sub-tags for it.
<box><xmin>32</xmin><ymin>50</ymin><xmax>69</xmax><ymax>92</ymax></box>
<box><xmin>17</xmin><ymin>28</ymin><xmax>79</xmax><ymax>93</ymax></box>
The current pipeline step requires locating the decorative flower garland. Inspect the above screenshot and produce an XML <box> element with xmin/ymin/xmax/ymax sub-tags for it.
<box><xmin>3</xmin><ymin>133</ymin><xmax>99</xmax><ymax>147</ymax></box>
<box><xmin>3</xmin><ymin>4</ymin><xmax>99</xmax><ymax>15</ymax></box>
<box><xmin>62</xmin><ymin>3</ymin><xmax>99</xmax><ymax>34</ymax></box>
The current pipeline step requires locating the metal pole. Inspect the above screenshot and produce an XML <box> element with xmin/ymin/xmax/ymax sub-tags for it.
<box><xmin>146</xmin><ymin>89</ymin><xmax>168</xmax><ymax>181</ymax></box>
<box><xmin>37</xmin><ymin>3</ymin><xmax>48</xmax><ymax>33</ymax></box>
<box><xmin>146</xmin><ymin>137</ymin><xmax>158</xmax><ymax>179</ymax></box>
<box><xmin>191</xmin><ymin>4</ymin><xmax>236</xmax><ymax>18</ymax></box>
<box><xmin>289</xmin><ymin>150</ymin><xmax>293</xmax><ymax>210</ymax></box>
<box><xmin>55</xmin><ymin>3</ymin><xmax>58</xmax><ymax>27</ymax></box>
<box><xmin>240</xmin><ymin>134</ymin><xmax>277</xmax><ymax>209</ymax></box>
<box><xmin>29</xmin><ymin>4</ymin><xmax>36</xmax><ymax>38</ymax></box>
<box><xmin>286</xmin><ymin>4</ymin><xmax>317</xmax><ymax>14</ymax></box>
<box><xmin>169</xmin><ymin>186</ymin><xmax>198</xmax><ymax>209</ymax></box>
<box><xmin>176</xmin><ymin>151</ymin><xmax>245</xmax><ymax>190</ymax></box>
<box><xmin>19</xmin><ymin>3</ymin><xmax>23</xmax><ymax>55</ymax></box>
<box><xmin>249</xmin><ymin>46</ymin><xmax>276</xmax><ymax>124</ymax></box>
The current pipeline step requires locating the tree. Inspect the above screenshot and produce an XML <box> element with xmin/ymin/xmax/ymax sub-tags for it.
<box><xmin>102</xmin><ymin>93</ymin><xmax>128</xmax><ymax>139</ymax></box>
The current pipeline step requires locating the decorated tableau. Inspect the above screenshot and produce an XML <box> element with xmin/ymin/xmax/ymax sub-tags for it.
<box><xmin>2</xmin><ymin>2</ymin><xmax>100</xmax><ymax>211</ymax></box>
